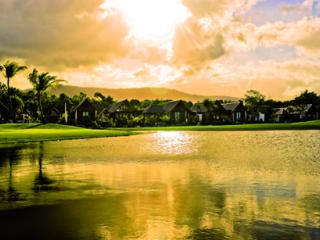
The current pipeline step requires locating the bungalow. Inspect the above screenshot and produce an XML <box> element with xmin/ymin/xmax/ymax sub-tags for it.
<box><xmin>273</xmin><ymin>107</ymin><xmax>289</xmax><ymax>122</ymax></box>
<box><xmin>142</xmin><ymin>104</ymin><xmax>164</xmax><ymax>126</ymax></box>
<box><xmin>71</xmin><ymin>98</ymin><xmax>98</xmax><ymax>124</ymax></box>
<box><xmin>45</xmin><ymin>107</ymin><xmax>62</xmax><ymax>123</ymax></box>
<box><xmin>109</xmin><ymin>100</ymin><xmax>141</xmax><ymax>126</ymax></box>
<box><xmin>94</xmin><ymin>102</ymin><xmax>109</xmax><ymax>120</ymax></box>
<box><xmin>44</xmin><ymin>95</ymin><xmax>73</xmax><ymax>123</ymax></box>
<box><xmin>287</xmin><ymin>104</ymin><xmax>320</xmax><ymax>121</ymax></box>
<box><xmin>162</xmin><ymin>100</ymin><xmax>191</xmax><ymax>124</ymax></box>
<box><xmin>246</xmin><ymin>111</ymin><xmax>266</xmax><ymax>122</ymax></box>
<box><xmin>191</xmin><ymin>103</ymin><xmax>207</xmax><ymax>124</ymax></box>
<box><xmin>273</xmin><ymin>104</ymin><xmax>319</xmax><ymax>122</ymax></box>
<box><xmin>222</xmin><ymin>101</ymin><xmax>246</xmax><ymax>123</ymax></box>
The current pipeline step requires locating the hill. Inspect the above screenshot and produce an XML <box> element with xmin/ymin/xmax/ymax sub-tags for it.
<box><xmin>51</xmin><ymin>85</ymin><xmax>238</xmax><ymax>102</ymax></box>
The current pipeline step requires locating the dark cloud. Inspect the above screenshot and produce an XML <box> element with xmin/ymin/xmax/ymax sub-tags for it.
<box><xmin>0</xmin><ymin>0</ymin><xmax>129</xmax><ymax>70</ymax></box>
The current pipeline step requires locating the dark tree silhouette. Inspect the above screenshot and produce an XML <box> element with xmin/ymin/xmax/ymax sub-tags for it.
<box><xmin>28</xmin><ymin>69</ymin><xmax>66</xmax><ymax>122</ymax></box>
<box><xmin>0</xmin><ymin>61</ymin><xmax>27</xmax><ymax>121</ymax></box>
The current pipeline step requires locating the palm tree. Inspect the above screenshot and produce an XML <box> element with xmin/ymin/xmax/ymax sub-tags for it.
<box><xmin>28</xmin><ymin>69</ymin><xmax>66</xmax><ymax>122</ymax></box>
<box><xmin>0</xmin><ymin>61</ymin><xmax>27</xmax><ymax>120</ymax></box>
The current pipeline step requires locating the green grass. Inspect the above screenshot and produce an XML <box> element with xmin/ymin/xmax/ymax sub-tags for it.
<box><xmin>116</xmin><ymin>120</ymin><xmax>320</xmax><ymax>131</ymax></box>
<box><xmin>0</xmin><ymin>123</ymin><xmax>137</xmax><ymax>144</ymax></box>
<box><xmin>1</xmin><ymin>121</ymin><xmax>319</xmax><ymax>144</ymax></box>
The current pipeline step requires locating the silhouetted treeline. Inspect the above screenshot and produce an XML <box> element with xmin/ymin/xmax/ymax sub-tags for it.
<box><xmin>1</xmin><ymin>61</ymin><xmax>320</xmax><ymax>127</ymax></box>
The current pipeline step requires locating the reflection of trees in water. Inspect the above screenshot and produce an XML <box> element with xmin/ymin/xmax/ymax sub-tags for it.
<box><xmin>0</xmin><ymin>195</ymin><xmax>136</xmax><ymax>240</ymax></box>
<box><xmin>186</xmin><ymin>228</ymin><xmax>228</xmax><ymax>240</ymax></box>
<box><xmin>172</xmin><ymin>174</ymin><xmax>320</xmax><ymax>240</ymax></box>
<box><xmin>234</xmin><ymin>220</ymin><xmax>320</xmax><ymax>240</ymax></box>
<box><xmin>174</xmin><ymin>174</ymin><xmax>226</xmax><ymax>231</ymax></box>
<box><xmin>186</xmin><ymin>220</ymin><xmax>320</xmax><ymax>240</ymax></box>
<box><xmin>33</xmin><ymin>142</ymin><xmax>56</xmax><ymax>192</ymax></box>
<box><xmin>0</xmin><ymin>146</ymin><xmax>24</xmax><ymax>202</ymax></box>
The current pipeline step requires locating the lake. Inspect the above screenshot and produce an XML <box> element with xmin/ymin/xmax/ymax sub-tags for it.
<box><xmin>0</xmin><ymin>131</ymin><xmax>319</xmax><ymax>240</ymax></box>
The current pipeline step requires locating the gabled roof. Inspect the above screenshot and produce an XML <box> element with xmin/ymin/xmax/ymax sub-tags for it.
<box><xmin>162</xmin><ymin>100</ymin><xmax>190</xmax><ymax>113</ymax></box>
<box><xmin>109</xmin><ymin>100</ymin><xmax>130</xmax><ymax>113</ymax></box>
<box><xmin>287</xmin><ymin>104</ymin><xmax>314</xmax><ymax>114</ymax></box>
<box><xmin>222</xmin><ymin>102</ymin><xmax>242</xmax><ymax>111</ymax></box>
<box><xmin>71</xmin><ymin>98</ymin><xmax>95</xmax><ymax>113</ymax></box>
<box><xmin>274</xmin><ymin>107</ymin><xmax>287</xmax><ymax>115</ymax></box>
<box><xmin>191</xmin><ymin>103</ymin><xmax>209</xmax><ymax>113</ymax></box>
<box><xmin>143</xmin><ymin>104</ymin><xmax>164</xmax><ymax>114</ymax></box>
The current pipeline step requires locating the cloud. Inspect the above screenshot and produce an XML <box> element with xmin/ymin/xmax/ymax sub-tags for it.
<box><xmin>166</xmin><ymin>56</ymin><xmax>320</xmax><ymax>99</ymax></box>
<box><xmin>0</xmin><ymin>0</ymin><xmax>129</xmax><ymax>70</ymax></box>
<box><xmin>257</xmin><ymin>18</ymin><xmax>320</xmax><ymax>55</ymax></box>
<box><xmin>181</xmin><ymin>0</ymin><xmax>259</xmax><ymax>19</ymax></box>
<box><xmin>172</xmin><ymin>17</ymin><xmax>226</xmax><ymax>68</ymax></box>
<box><xmin>222</xmin><ymin>17</ymin><xmax>320</xmax><ymax>56</ymax></box>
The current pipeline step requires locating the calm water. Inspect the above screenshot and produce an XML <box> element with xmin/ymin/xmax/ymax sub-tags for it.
<box><xmin>0</xmin><ymin>131</ymin><xmax>320</xmax><ymax>240</ymax></box>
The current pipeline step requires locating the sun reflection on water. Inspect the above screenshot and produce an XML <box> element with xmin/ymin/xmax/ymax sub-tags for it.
<box><xmin>151</xmin><ymin>131</ymin><xmax>196</xmax><ymax>155</ymax></box>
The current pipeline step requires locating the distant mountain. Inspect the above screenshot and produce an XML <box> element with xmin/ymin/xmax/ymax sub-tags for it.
<box><xmin>51</xmin><ymin>85</ymin><xmax>238</xmax><ymax>102</ymax></box>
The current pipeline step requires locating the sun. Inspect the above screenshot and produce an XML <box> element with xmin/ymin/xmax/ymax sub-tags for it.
<box><xmin>101</xmin><ymin>0</ymin><xmax>190</xmax><ymax>43</ymax></box>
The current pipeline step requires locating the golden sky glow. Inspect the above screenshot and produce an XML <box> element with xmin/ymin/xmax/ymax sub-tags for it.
<box><xmin>101</xmin><ymin>0</ymin><xmax>190</xmax><ymax>44</ymax></box>
<box><xmin>0</xmin><ymin>0</ymin><xmax>320</xmax><ymax>99</ymax></box>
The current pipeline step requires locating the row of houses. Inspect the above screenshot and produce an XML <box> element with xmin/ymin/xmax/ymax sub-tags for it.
<box><xmin>50</xmin><ymin>98</ymin><xmax>319</xmax><ymax>127</ymax></box>
<box><xmin>273</xmin><ymin>104</ymin><xmax>320</xmax><ymax>122</ymax></box>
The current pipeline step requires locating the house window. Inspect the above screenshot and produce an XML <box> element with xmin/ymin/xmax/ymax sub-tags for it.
<box><xmin>236</xmin><ymin>112</ymin><xmax>241</xmax><ymax>120</ymax></box>
<box><xmin>83</xmin><ymin>112</ymin><xmax>89</xmax><ymax>117</ymax></box>
<box><xmin>175</xmin><ymin>112</ymin><xmax>180</xmax><ymax>122</ymax></box>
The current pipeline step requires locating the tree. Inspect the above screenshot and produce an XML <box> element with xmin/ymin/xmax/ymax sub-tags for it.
<box><xmin>292</xmin><ymin>90</ymin><xmax>319</xmax><ymax>105</ymax></box>
<box><xmin>94</xmin><ymin>92</ymin><xmax>114</xmax><ymax>108</ymax></box>
<box><xmin>0</xmin><ymin>61</ymin><xmax>27</xmax><ymax>120</ymax></box>
<box><xmin>244</xmin><ymin>90</ymin><xmax>266</xmax><ymax>121</ymax></box>
<box><xmin>28</xmin><ymin>69</ymin><xmax>66</xmax><ymax>122</ymax></box>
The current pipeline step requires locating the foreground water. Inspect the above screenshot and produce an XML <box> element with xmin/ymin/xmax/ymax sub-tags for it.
<box><xmin>0</xmin><ymin>131</ymin><xmax>319</xmax><ymax>240</ymax></box>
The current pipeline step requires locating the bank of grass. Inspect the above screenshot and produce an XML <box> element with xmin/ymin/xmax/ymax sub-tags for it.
<box><xmin>118</xmin><ymin>120</ymin><xmax>320</xmax><ymax>131</ymax></box>
<box><xmin>0</xmin><ymin>123</ymin><xmax>136</xmax><ymax>144</ymax></box>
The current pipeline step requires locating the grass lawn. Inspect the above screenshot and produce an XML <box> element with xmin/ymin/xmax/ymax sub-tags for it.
<box><xmin>116</xmin><ymin>120</ymin><xmax>320</xmax><ymax>131</ymax></box>
<box><xmin>0</xmin><ymin>123</ymin><xmax>136</xmax><ymax>144</ymax></box>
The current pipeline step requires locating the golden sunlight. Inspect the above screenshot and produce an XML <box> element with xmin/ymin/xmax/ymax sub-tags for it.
<box><xmin>101</xmin><ymin>0</ymin><xmax>190</xmax><ymax>43</ymax></box>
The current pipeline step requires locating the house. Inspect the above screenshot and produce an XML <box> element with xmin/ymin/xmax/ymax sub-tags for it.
<box><xmin>273</xmin><ymin>104</ymin><xmax>319</xmax><ymax>122</ymax></box>
<box><xmin>46</xmin><ymin>96</ymin><xmax>73</xmax><ymax>123</ymax></box>
<box><xmin>142</xmin><ymin>104</ymin><xmax>164</xmax><ymax>126</ymax></box>
<box><xmin>222</xmin><ymin>101</ymin><xmax>246</xmax><ymax>123</ymax></box>
<box><xmin>210</xmin><ymin>101</ymin><xmax>227</xmax><ymax>123</ymax></box>
<box><xmin>109</xmin><ymin>100</ymin><xmax>141</xmax><ymax>126</ymax></box>
<box><xmin>273</xmin><ymin>107</ymin><xmax>288</xmax><ymax>122</ymax></box>
<box><xmin>162</xmin><ymin>100</ymin><xmax>191</xmax><ymax>124</ymax></box>
<box><xmin>286</xmin><ymin>104</ymin><xmax>320</xmax><ymax>121</ymax></box>
<box><xmin>246</xmin><ymin>111</ymin><xmax>266</xmax><ymax>122</ymax></box>
<box><xmin>71</xmin><ymin>98</ymin><xmax>98</xmax><ymax>124</ymax></box>
<box><xmin>94</xmin><ymin>102</ymin><xmax>109</xmax><ymax>120</ymax></box>
<box><xmin>191</xmin><ymin>103</ymin><xmax>207</xmax><ymax>123</ymax></box>
<box><xmin>46</xmin><ymin>107</ymin><xmax>62</xmax><ymax>123</ymax></box>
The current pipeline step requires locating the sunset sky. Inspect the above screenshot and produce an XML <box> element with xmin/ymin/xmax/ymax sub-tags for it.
<box><xmin>0</xmin><ymin>0</ymin><xmax>320</xmax><ymax>99</ymax></box>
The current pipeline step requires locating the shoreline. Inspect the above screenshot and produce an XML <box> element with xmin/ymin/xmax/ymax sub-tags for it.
<box><xmin>115</xmin><ymin>120</ymin><xmax>320</xmax><ymax>132</ymax></box>
<box><xmin>0</xmin><ymin>120</ymin><xmax>319</xmax><ymax>144</ymax></box>
<box><xmin>0</xmin><ymin>124</ymin><xmax>137</xmax><ymax>144</ymax></box>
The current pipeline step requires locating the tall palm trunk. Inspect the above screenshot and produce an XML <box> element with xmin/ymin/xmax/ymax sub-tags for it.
<box><xmin>7</xmin><ymin>77</ymin><xmax>12</xmax><ymax>121</ymax></box>
<box><xmin>37</xmin><ymin>92</ymin><xmax>45</xmax><ymax>123</ymax></box>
